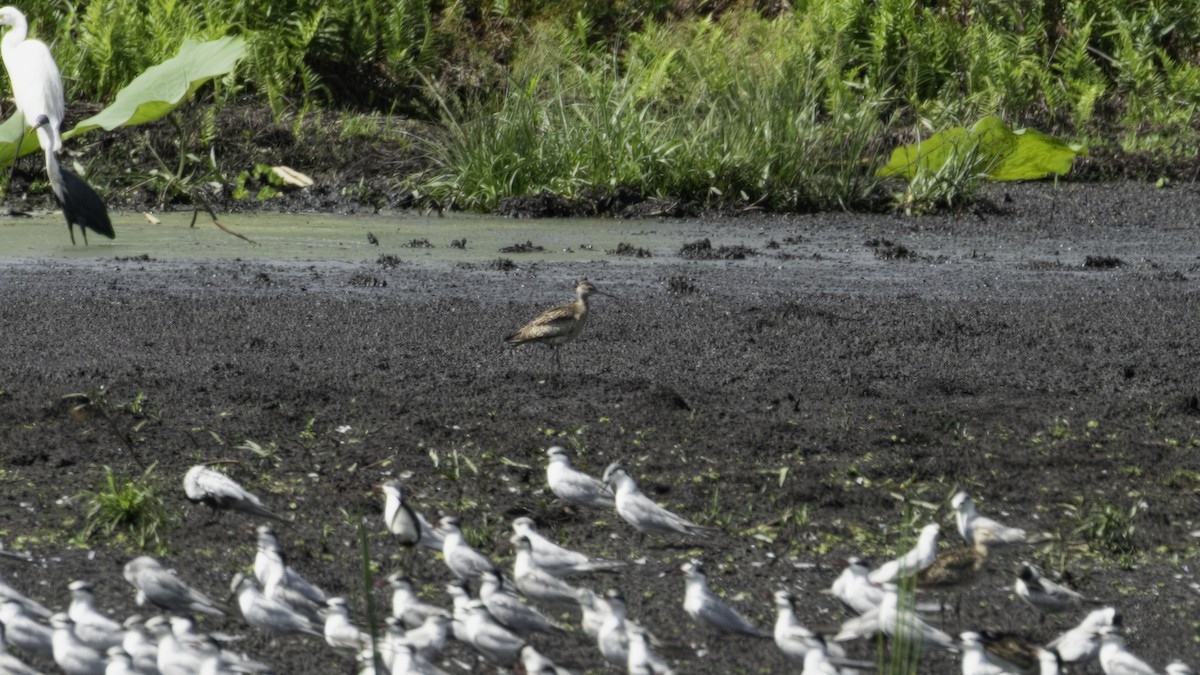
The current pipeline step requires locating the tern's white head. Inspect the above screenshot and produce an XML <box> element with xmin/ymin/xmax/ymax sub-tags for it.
<box><xmin>379</xmin><ymin>480</ymin><xmax>403</xmax><ymax>500</ymax></box>
<box><xmin>511</xmin><ymin>535</ymin><xmax>533</xmax><ymax>554</ymax></box>
<box><xmin>511</xmin><ymin>517</ymin><xmax>537</xmax><ymax>535</ymax></box>
<box><xmin>680</xmin><ymin>561</ymin><xmax>707</xmax><ymax>585</ymax></box>
<box><xmin>479</xmin><ymin>569</ymin><xmax>503</xmax><ymax>589</ymax></box>
<box><xmin>773</xmin><ymin>590</ymin><xmax>795</xmax><ymax>610</ymax></box>
<box><xmin>602</xmin><ymin>461</ymin><xmax>624</xmax><ymax>483</ymax></box>
<box><xmin>951</xmin><ymin>491</ymin><xmax>971</xmax><ymax>511</ymax></box>
<box><xmin>959</xmin><ymin>631</ymin><xmax>985</xmax><ymax>647</ymax></box>
<box><xmin>256</xmin><ymin>525</ymin><xmax>279</xmax><ymax>549</ymax></box>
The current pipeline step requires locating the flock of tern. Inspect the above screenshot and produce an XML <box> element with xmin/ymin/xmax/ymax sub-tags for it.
<box><xmin>0</xmin><ymin>449</ymin><xmax>1193</xmax><ymax>674</ymax></box>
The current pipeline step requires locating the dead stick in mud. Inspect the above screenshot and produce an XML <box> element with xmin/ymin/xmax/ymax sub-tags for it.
<box><xmin>189</xmin><ymin>198</ymin><xmax>257</xmax><ymax>245</ymax></box>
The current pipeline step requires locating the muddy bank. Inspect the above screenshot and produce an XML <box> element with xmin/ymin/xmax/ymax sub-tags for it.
<box><xmin>0</xmin><ymin>180</ymin><xmax>1198</xmax><ymax>673</ymax></box>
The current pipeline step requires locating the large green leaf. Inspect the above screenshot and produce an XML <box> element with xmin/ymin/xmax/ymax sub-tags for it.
<box><xmin>0</xmin><ymin>35</ymin><xmax>246</xmax><ymax>168</ymax></box>
<box><xmin>0</xmin><ymin>113</ymin><xmax>45</xmax><ymax>167</ymax></box>
<box><xmin>877</xmin><ymin>115</ymin><xmax>1085</xmax><ymax>181</ymax></box>
<box><xmin>990</xmin><ymin>127</ymin><xmax>1085</xmax><ymax>180</ymax></box>
<box><xmin>66</xmin><ymin>35</ymin><xmax>246</xmax><ymax>137</ymax></box>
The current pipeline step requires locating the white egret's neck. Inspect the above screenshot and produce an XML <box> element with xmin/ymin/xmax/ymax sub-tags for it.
<box><xmin>0</xmin><ymin>10</ymin><xmax>27</xmax><ymax>55</ymax></box>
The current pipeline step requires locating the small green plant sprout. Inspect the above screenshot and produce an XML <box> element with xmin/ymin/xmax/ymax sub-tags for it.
<box><xmin>699</xmin><ymin>489</ymin><xmax>732</xmax><ymax>529</ymax></box>
<box><xmin>428</xmin><ymin>446</ymin><xmax>479</xmax><ymax>482</ymax></box>
<box><xmin>1040</xmin><ymin>496</ymin><xmax>1144</xmax><ymax>570</ymax></box>
<box><xmin>878</xmin><ymin>576</ymin><xmax>923</xmax><ymax>675</ymax></box>
<box><xmin>76</xmin><ymin>463</ymin><xmax>172</xmax><ymax>554</ymax></box>
<box><xmin>237</xmin><ymin>439</ymin><xmax>280</xmax><ymax>466</ymax></box>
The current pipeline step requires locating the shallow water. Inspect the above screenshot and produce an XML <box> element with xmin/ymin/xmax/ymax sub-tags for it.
<box><xmin>0</xmin><ymin>211</ymin><xmax>711</xmax><ymax>262</ymax></box>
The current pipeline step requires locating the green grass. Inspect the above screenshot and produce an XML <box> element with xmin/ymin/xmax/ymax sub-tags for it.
<box><xmin>410</xmin><ymin>4</ymin><xmax>1200</xmax><ymax>211</ymax></box>
<box><xmin>76</xmin><ymin>463</ymin><xmax>173</xmax><ymax>554</ymax></box>
<box><xmin>4</xmin><ymin>1</ymin><xmax>1199</xmax><ymax>210</ymax></box>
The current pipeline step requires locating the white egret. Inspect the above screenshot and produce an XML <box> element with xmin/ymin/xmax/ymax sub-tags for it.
<box><xmin>0</xmin><ymin>6</ymin><xmax>113</xmax><ymax>244</ymax></box>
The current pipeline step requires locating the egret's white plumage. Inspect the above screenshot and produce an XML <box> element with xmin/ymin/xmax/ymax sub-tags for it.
<box><xmin>0</xmin><ymin>6</ymin><xmax>113</xmax><ymax>244</ymax></box>
<box><xmin>0</xmin><ymin>7</ymin><xmax>61</xmax><ymax>153</ymax></box>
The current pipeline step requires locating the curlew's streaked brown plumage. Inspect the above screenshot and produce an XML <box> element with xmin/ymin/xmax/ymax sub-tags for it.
<box><xmin>505</xmin><ymin>279</ymin><xmax>615</xmax><ymax>369</ymax></box>
<box><xmin>916</xmin><ymin>539</ymin><xmax>993</xmax><ymax>623</ymax></box>
<box><xmin>916</xmin><ymin>539</ymin><xmax>991</xmax><ymax>589</ymax></box>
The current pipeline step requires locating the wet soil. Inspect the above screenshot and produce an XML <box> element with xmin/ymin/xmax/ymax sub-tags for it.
<box><xmin>1</xmin><ymin>181</ymin><xmax>1199</xmax><ymax>673</ymax></box>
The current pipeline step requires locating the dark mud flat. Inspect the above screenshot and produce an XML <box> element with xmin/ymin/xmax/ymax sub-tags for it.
<box><xmin>1</xmin><ymin>181</ymin><xmax>1199</xmax><ymax>673</ymax></box>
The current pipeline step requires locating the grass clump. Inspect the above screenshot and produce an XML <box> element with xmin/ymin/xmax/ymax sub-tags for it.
<box><xmin>415</xmin><ymin>13</ymin><xmax>892</xmax><ymax>212</ymax></box>
<box><xmin>76</xmin><ymin>463</ymin><xmax>173</xmax><ymax>554</ymax></box>
<box><xmin>5</xmin><ymin>1</ymin><xmax>1200</xmax><ymax>210</ymax></box>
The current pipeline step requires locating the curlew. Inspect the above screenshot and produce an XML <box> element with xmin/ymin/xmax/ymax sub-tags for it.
<box><xmin>505</xmin><ymin>279</ymin><xmax>615</xmax><ymax>369</ymax></box>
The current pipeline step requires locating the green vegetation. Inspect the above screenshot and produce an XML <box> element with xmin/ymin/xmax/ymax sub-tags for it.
<box><xmin>76</xmin><ymin>463</ymin><xmax>173</xmax><ymax>554</ymax></box>
<box><xmin>4</xmin><ymin>1</ymin><xmax>1198</xmax><ymax>210</ymax></box>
